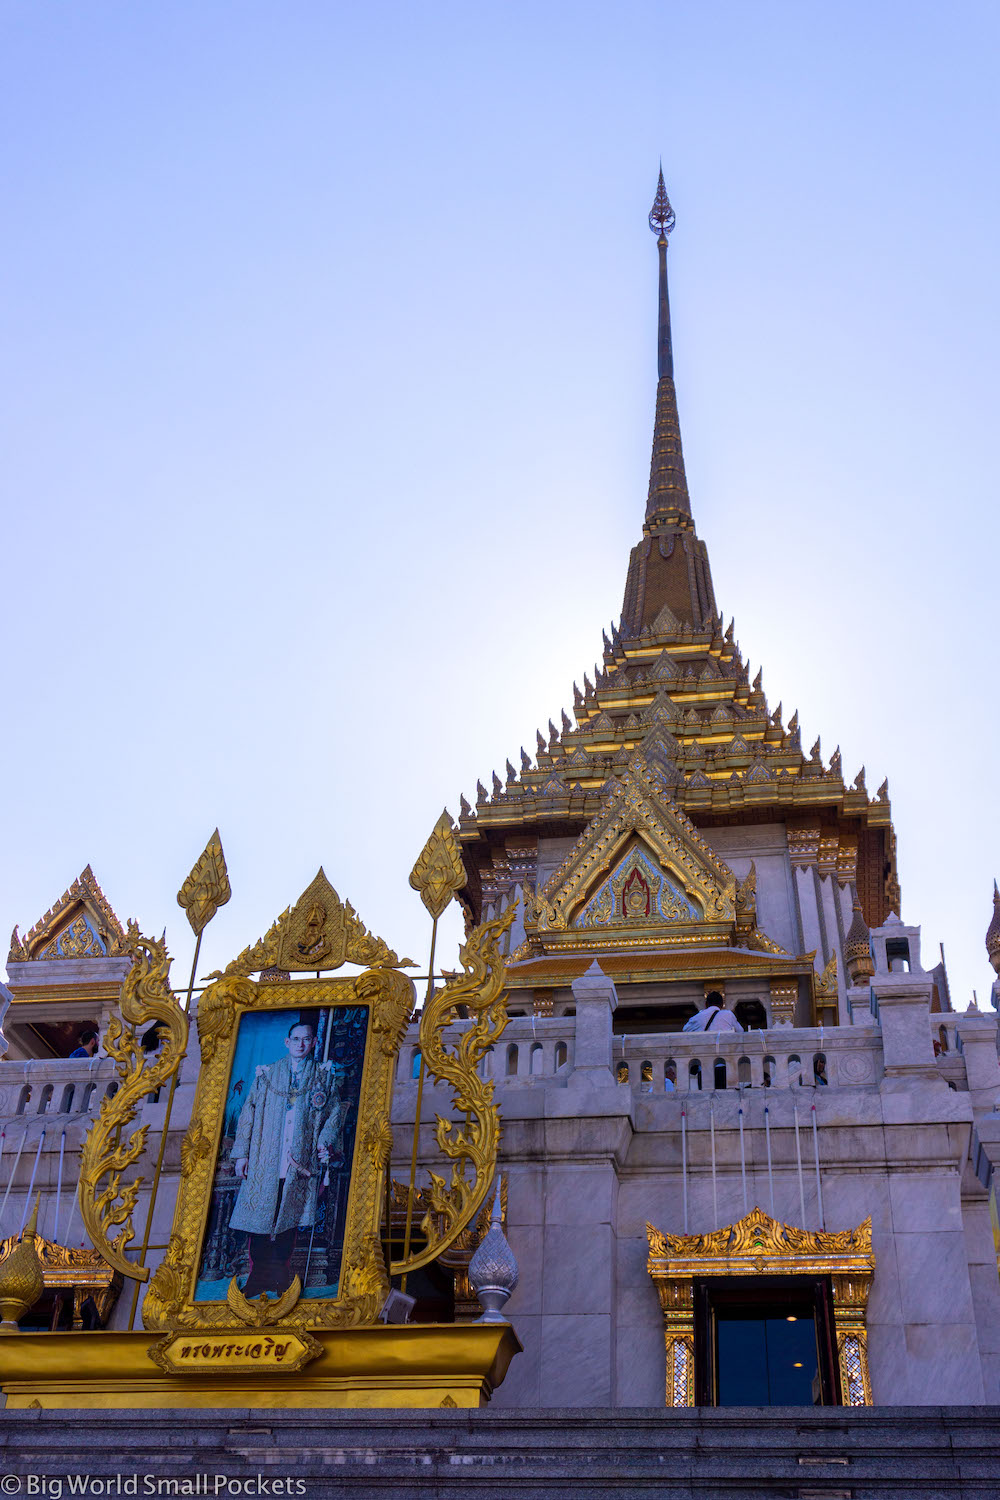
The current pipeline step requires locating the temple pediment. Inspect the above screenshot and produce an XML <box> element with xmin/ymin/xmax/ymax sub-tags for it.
<box><xmin>8</xmin><ymin>865</ymin><xmax>127</xmax><ymax>965</ymax></box>
<box><xmin>520</xmin><ymin>755</ymin><xmax>738</xmax><ymax>955</ymax></box>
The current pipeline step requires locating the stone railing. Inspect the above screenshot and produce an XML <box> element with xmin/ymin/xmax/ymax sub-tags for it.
<box><xmin>610</xmin><ymin>1028</ymin><xmax>881</xmax><ymax>1092</ymax></box>
<box><xmin>0</xmin><ymin>1057</ymin><xmax>122</xmax><ymax>1122</ymax></box>
<box><xmin>395</xmin><ymin>1017</ymin><xmax>573</xmax><ymax>1087</ymax></box>
<box><xmin>394</xmin><ymin>1017</ymin><xmax>888</xmax><ymax>1092</ymax></box>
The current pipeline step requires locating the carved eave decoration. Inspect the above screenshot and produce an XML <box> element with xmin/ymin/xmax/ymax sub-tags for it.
<box><xmin>8</xmin><ymin>865</ymin><xmax>128</xmax><ymax>966</ymax></box>
<box><xmin>216</xmin><ymin>868</ymin><xmax>414</xmax><ymax>978</ymax></box>
<box><xmin>646</xmin><ymin>1207</ymin><xmax>875</xmax><ymax>1408</ymax></box>
<box><xmin>646</xmin><ymin>1206</ymin><xmax>873</xmax><ymax>1279</ymax></box>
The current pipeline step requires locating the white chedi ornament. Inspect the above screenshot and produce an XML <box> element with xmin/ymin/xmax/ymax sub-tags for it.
<box><xmin>469</xmin><ymin>1178</ymin><xmax>519</xmax><ymax>1323</ymax></box>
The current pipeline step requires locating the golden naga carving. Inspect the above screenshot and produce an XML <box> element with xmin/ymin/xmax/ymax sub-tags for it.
<box><xmin>176</xmin><ymin>828</ymin><xmax>232</xmax><ymax>937</ymax></box>
<box><xmin>216</xmin><ymin>868</ymin><xmax>412</xmax><ymax>977</ymax></box>
<box><xmin>409</xmin><ymin>810</ymin><xmax>466</xmax><ymax>920</ymax></box>
<box><xmin>77</xmin><ymin>924</ymin><xmax>189</xmax><ymax>1282</ymax></box>
<box><xmin>390</xmin><ymin>904</ymin><xmax>516</xmax><ymax>1278</ymax></box>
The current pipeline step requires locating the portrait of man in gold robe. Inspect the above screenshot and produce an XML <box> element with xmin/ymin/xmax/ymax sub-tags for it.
<box><xmin>229</xmin><ymin>1018</ymin><xmax>346</xmax><ymax>1296</ymax></box>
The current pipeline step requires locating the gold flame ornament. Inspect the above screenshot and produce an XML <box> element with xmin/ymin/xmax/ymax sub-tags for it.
<box><xmin>409</xmin><ymin>810</ymin><xmax>465</xmax><ymax>921</ymax></box>
<box><xmin>177</xmin><ymin>829</ymin><xmax>232</xmax><ymax>937</ymax></box>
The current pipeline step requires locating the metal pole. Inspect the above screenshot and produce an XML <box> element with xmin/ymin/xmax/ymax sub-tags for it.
<box><xmin>710</xmin><ymin>1106</ymin><xmax>718</xmax><ymax>1226</ymax></box>
<box><xmin>19</xmin><ymin>1130</ymin><xmax>46</xmax><ymax>1235</ymax></box>
<box><xmin>0</xmin><ymin>1129</ymin><xmax>29</xmax><ymax>1233</ymax></box>
<box><xmin>794</xmin><ymin>1106</ymin><xmax>806</xmax><ymax>1227</ymax></box>
<box><xmin>764</xmin><ymin>1103</ymin><xmax>775</xmax><ymax>1219</ymax></box>
<box><xmin>126</xmin><ymin>929</ymin><xmax>201</xmax><ymax>1330</ymax></box>
<box><xmin>681</xmin><ymin>1108</ymin><xmax>688</xmax><ymax>1233</ymax></box>
<box><xmin>400</xmin><ymin>913</ymin><xmax>438</xmax><ymax>1295</ymax></box>
<box><xmin>738</xmin><ymin>1103</ymin><xmax>748</xmax><ymax>1214</ymax></box>
<box><xmin>811</xmin><ymin>1103</ymin><xmax>825</xmax><ymax>1228</ymax></box>
<box><xmin>54</xmin><ymin>1130</ymin><xmax>66</xmax><ymax>1243</ymax></box>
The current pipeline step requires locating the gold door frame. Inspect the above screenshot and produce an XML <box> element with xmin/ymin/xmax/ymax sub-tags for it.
<box><xmin>646</xmin><ymin>1207</ymin><xmax>875</xmax><ymax>1407</ymax></box>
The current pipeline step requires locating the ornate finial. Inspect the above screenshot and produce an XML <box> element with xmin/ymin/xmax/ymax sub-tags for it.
<box><xmin>0</xmin><ymin>1194</ymin><xmax>44</xmax><ymax>1332</ymax></box>
<box><xmin>986</xmin><ymin>881</ymin><xmax>1000</xmax><ymax>976</ymax></box>
<box><xmin>409</xmin><ymin>810</ymin><xmax>466</xmax><ymax>921</ymax></box>
<box><xmin>176</xmin><ymin>829</ymin><xmax>232</xmax><ymax>937</ymax></box>
<box><xmin>520</xmin><ymin>747</ymin><xmax>531</xmax><ymax>772</ymax></box>
<box><xmin>469</xmin><ymin>1176</ymin><xmax>519</xmax><ymax>1324</ymax></box>
<box><xmin>845</xmin><ymin>895</ymin><xmax>874</xmax><ymax>985</ymax></box>
<box><xmin>648</xmin><ymin>167</ymin><xmax>675</xmax><ymax>240</ymax></box>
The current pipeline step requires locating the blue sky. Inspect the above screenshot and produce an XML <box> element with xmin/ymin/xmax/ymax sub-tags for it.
<box><xmin>2</xmin><ymin>2</ymin><xmax>998</xmax><ymax>1010</ymax></box>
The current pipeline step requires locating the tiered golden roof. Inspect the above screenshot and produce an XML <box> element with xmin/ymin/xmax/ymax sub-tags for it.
<box><xmin>456</xmin><ymin>172</ymin><xmax>899</xmax><ymax>984</ymax></box>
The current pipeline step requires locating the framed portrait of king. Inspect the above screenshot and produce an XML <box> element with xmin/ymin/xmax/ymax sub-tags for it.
<box><xmin>142</xmin><ymin>934</ymin><xmax>415</xmax><ymax>1332</ymax></box>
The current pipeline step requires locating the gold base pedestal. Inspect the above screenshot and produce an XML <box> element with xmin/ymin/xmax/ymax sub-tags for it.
<box><xmin>0</xmin><ymin>1323</ymin><xmax>521</xmax><ymax>1410</ymax></box>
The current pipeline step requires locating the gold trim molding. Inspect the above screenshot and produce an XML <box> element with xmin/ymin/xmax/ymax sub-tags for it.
<box><xmin>646</xmin><ymin>1207</ymin><xmax>875</xmax><ymax>1408</ymax></box>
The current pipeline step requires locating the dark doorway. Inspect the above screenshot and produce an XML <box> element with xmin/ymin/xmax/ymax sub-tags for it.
<box><xmin>694</xmin><ymin>1275</ymin><xmax>841</xmax><ymax>1406</ymax></box>
<box><xmin>734</xmin><ymin>999</ymin><xmax>767</xmax><ymax>1031</ymax></box>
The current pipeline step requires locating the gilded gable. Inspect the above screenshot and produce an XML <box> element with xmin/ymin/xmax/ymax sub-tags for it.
<box><xmin>8</xmin><ymin>866</ymin><xmax>127</xmax><ymax>965</ymax></box>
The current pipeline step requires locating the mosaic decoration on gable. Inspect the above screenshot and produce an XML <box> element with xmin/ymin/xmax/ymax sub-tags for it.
<box><xmin>575</xmin><ymin>844</ymin><xmax>700</xmax><ymax>928</ymax></box>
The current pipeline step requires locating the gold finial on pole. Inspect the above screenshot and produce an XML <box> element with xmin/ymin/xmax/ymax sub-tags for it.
<box><xmin>177</xmin><ymin>828</ymin><xmax>232</xmax><ymax>940</ymax></box>
<box><xmin>400</xmin><ymin>811</ymin><xmax>467</xmax><ymax>1290</ymax></box>
<box><xmin>408</xmin><ymin>810</ymin><xmax>465</xmax><ymax>921</ymax></box>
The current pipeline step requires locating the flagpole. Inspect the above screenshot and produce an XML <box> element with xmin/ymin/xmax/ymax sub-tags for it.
<box><xmin>126</xmin><ymin>829</ymin><xmax>231</xmax><ymax>1330</ymax></box>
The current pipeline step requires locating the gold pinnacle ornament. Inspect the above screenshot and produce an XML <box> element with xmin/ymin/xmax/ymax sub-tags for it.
<box><xmin>0</xmin><ymin>1198</ymin><xmax>44</xmax><ymax>1333</ymax></box>
<box><xmin>409</xmin><ymin>810</ymin><xmax>465</xmax><ymax>921</ymax></box>
<box><xmin>177</xmin><ymin>829</ymin><xmax>232</xmax><ymax>937</ymax></box>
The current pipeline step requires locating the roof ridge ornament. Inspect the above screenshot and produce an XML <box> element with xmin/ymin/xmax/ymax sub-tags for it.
<box><xmin>648</xmin><ymin>166</ymin><xmax>675</xmax><ymax>240</ymax></box>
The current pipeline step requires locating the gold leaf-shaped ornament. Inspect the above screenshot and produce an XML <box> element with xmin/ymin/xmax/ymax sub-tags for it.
<box><xmin>409</xmin><ymin>810</ymin><xmax>466</xmax><ymax>921</ymax></box>
<box><xmin>177</xmin><ymin>829</ymin><xmax>232</xmax><ymax>937</ymax></box>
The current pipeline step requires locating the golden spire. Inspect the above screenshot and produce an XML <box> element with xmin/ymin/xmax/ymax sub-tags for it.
<box><xmin>645</xmin><ymin>166</ymin><xmax>690</xmax><ymax>525</ymax></box>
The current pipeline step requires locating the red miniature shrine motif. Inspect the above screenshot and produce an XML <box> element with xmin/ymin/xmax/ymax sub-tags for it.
<box><xmin>621</xmin><ymin>866</ymin><xmax>651</xmax><ymax>920</ymax></box>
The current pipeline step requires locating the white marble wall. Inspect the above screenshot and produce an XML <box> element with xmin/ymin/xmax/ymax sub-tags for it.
<box><xmin>2</xmin><ymin>986</ymin><xmax>999</xmax><ymax>1406</ymax></box>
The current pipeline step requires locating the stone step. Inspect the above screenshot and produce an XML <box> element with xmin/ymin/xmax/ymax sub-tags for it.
<box><xmin>1</xmin><ymin>1407</ymin><xmax>999</xmax><ymax>1498</ymax></box>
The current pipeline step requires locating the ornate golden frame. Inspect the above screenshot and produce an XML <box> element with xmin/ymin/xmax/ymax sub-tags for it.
<box><xmin>79</xmin><ymin>859</ymin><xmax>514</xmax><ymax>1342</ymax></box>
<box><xmin>143</xmin><ymin>967</ymin><xmax>413</xmax><ymax>1333</ymax></box>
<box><xmin>646</xmin><ymin>1207</ymin><xmax>875</xmax><ymax>1407</ymax></box>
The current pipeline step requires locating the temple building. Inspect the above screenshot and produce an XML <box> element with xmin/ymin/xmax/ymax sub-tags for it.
<box><xmin>2</xmin><ymin>174</ymin><xmax>1000</xmax><ymax>1441</ymax></box>
<box><xmin>457</xmin><ymin>170</ymin><xmax>916</xmax><ymax>1037</ymax></box>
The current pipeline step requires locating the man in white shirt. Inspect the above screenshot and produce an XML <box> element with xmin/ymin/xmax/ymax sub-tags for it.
<box><xmin>684</xmin><ymin>991</ymin><xmax>744</xmax><ymax>1033</ymax></box>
